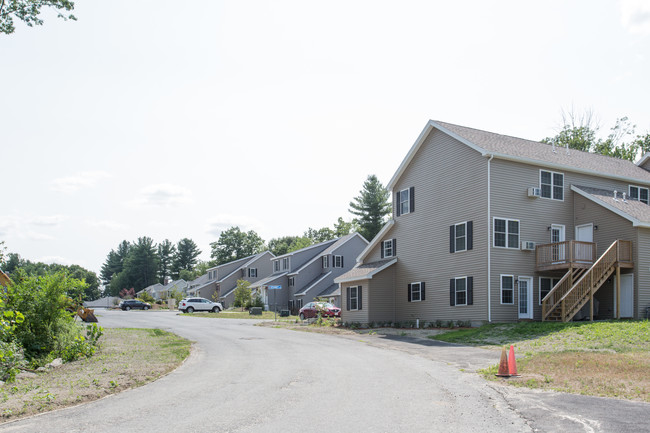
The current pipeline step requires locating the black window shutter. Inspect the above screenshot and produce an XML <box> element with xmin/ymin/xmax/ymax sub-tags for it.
<box><xmin>450</xmin><ymin>225</ymin><xmax>455</xmax><ymax>253</ymax></box>
<box><xmin>467</xmin><ymin>221</ymin><xmax>473</xmax><ymax>251</ymax></box>
<box><xmin>467</xmin><ymin>277</ymin><xmax>473</xmax><ymax>305</ymax></box>
<box><xmin>450</xmin><ymin>279</ymin><xmax>456</xmax><ymax>306</ymax></box>
<box><xmin>409</xmin><ymin>187</ymin><xmax>415</xmax><ymax>213</ymax></box>
<box><xmin>396</xmin><ymin>191</ymin><xmax>401</xmax><ymax>217</ymax></box>
<box><xmin>341</xmin><ymin>256</ymin><xmax>344</xmax><ymax>267</ymax></box>
<box><xmin>358</xmin><ymin>287</ymin><xmax>362</xmax><ymax>310</ymax></box>
<box><xmin>421</xmin><ymin>282</ymin><xmax>426</xmax><ymax>301</ymax></box>
<box><xmin>346</xmin><ymin>287</ymin><xmax>350</xmax><ymax>311</ymax></box>
<box><xmin>408</xmin><ymin>283</ymin><xmax>412</xmax><ymax>302</ymax></box>
<box><xmin>380</xmin><ymin>241</ymin><xmax>385</xmax><ymax>258</ymax></box>
<box><xmin>393</xmin><ymin>238</ymin><xmax>397</xmax><ymax>256</ymax></box>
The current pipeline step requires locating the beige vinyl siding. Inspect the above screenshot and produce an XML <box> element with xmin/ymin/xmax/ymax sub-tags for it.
<box><xmin>573</xmin><ymin>193</ymin><xmax>639</xmax><ymax>317</ymax></box>
<box><xmin>636</xmin><ymin>228</ymin><xmax>650</xmax><ymax>319</ymax></box>
<box><xmin>386</xmin><ymin>129</ymin><xmax>489</xmax><ymax>323</ymax></box>
<box><xmin>341</xmin><ymin>282</ymin><xmax>368</xmax><ymax>324</ymax></box>
<box><xmin>489</xmin><ymin>158</ymin><xmax>645</xmax><ymax>321</ymax></box>
<box><xmin>368</xmin><ymin>267</ymin><xmax>396</xmax><ymax>323</ymax></box>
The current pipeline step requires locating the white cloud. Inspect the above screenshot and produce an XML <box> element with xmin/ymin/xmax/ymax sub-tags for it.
<box><xmin>37</xmin><ymin>255</ymin><xmax>74</xmax><ymax>266</ymax></box>
<box><xmin>126</xmin><ymin>184</ymin><xmax>193</xmax><ymax>208</ymax></box>
<box><xmin>30</xmin><ymin>215</ymin><xmax>68</xmax><ymax>227</ymax></box>
<box><xmin>205</xmin><ymin>214</ymin><xmax>263</xmax><ymax>236</ymax></box>
<box><xmin>0</xmin><ymin>216</ymin><xmax>19</xmax><ymax>237</ymax></box>
<box><xmin>50</xmin><ymin>171</ymin><xmax>111</xmax><ymax>193</ymax></box>
<box><xmin>86</xmin><ymin>219</ymin><xmax>129</xmax><ymax>231</ymax></box>
<box><xmin>24</xmin><ymin>231</ymin><xmax>55</xmax><ymax>241</ymax></box>
<box><xmin>620</xmin><ymin>0</ymin><xmax>650</xmax><ymax>34</ymax></box>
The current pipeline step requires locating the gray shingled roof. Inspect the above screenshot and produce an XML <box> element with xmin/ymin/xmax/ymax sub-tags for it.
<box><xmin>334</xmin><ymin>258</ymin><xmax>397</xmax><ymax>283</ymax></box>
<box><xmin>248</xmin><ymin>273</ymin><xmax>287</xmax><ymax>289</ymax></box>
<box><xmin>435</xmin><ymin>121</ymin><xmax>650</xmax><ymax>184</ymax></box>
<box><xmin>318</xmin><ymin>283</ymin><xmax>340</xmax><ymax>297</ymax></box>
<box><xmin>572</xmin><ymin>185</ymin><xmax>650</xmax><ymax>225</ymax></box>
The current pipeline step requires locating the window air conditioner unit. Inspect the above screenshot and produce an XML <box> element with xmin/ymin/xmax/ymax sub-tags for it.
<box><xmin>527</xmin><ymin>187</ymin><xmax>541</xmax><ymax>198</ymax></box>
<box><xmin>521</xmin><ymin>241</ymin><xmax>536</xmax><ymax>251</ymax></box>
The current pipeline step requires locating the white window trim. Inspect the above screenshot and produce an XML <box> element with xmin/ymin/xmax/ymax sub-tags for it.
<box><xmin>493</xmin><ymin>217</ymin><xmax>520</xmax><ymax>249</ymax></box>
<box><xmin>454</xmin><ymin>276</ymin><xmax>467</xmax><ymax>306</ymax></box>
<box><xmin>322</xmin><ymin>256</ymin><xmax>329</xmax><ymax>268</ymax></box>
<box><xmin>538</xmin><ymin>276</ymin><xmax>560</xmax><ymax>305</ymax></box>
<box><xmin>248</xmin><ymin>268</ymin><xmax>257</xmax><ymax>278</ymax></box>
<box><xmin>500</xmin><ymin>274</ymin><xmax>515</xmax><ymax>305</ymax></box>
<box><xmin>349</xmin><ymin>286</ymin><xmax>360</xmax><ymax>311</ymax></box>
<box><xmin>410</xmin><ymin>281</ymin><xmax>422</xmax><ymax>302</ymax></box>
<box><xmin>629</xmin><ymin>185</ymin><xmax>649</xmax><ymax>205</ymax></box>
<box><xmin>282</xmin><ymin>257</ymin><xmax>290</xmax><ymax>271</ymax></box>
<box><xmin>539</xmin><ymin>169</ymin><xmax>564</xmax><ymax>201</ymax></box>
<box><xmin>454</xmin><ymin>221</ymin><xmax>467</xmax><ymax>253</ymax></box>
<box><xmin>333</xmin><ymin>255</ymin><xmax>343</xmax><ymax>268</ymax></box>
<box><xmin>383</xmin><ymin>239</ymin><xmax>394</xmax><ymax>258</ymax></box>
<box><xmin>273</xmin><ymin>260</ymin><xmax>280</xmax><ymax>272</ymax></box>
<box><xmin>399</xmin><ymin>188</ymin><xmax>410</xmax><ymax>215</ymax></box>
<box><xmin>288</xmin><ymin>277</ymin><xmax>294</xmax><ymax>287</ymax></box>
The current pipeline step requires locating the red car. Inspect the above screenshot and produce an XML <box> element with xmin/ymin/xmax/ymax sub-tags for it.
<box><xmin>299</xmin><ymin>302</ymin><xmax>341</xmax><ymax>320</ymax></box>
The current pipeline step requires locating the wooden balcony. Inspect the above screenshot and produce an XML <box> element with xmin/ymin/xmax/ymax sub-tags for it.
<box><xmin>536</xmin><ymin>241</ymin><xmax>597</xmax><ymax>272</ymax></box>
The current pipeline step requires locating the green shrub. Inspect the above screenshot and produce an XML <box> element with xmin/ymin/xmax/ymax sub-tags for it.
<box><xmin>5</xmin><ymin>271</ymin><xmax>87</xmax><ymax>360</ymax></box>
<box><xmin>0</xmin><ymin>340</ymin><xmax>26</xmax><ymax>381</ymax></box>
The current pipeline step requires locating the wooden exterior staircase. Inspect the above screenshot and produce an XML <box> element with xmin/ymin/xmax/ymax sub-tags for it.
<box><xmin>542</xmin><ymin>240</ymin><xmax>633</xmax><ymax>322</ymax></box>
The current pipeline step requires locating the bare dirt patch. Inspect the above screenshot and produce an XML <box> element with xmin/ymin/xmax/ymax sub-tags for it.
<box><xmin>0</xmin><ymin>328</ymin><xmax>190</xmax><ymax>422</ymax></box>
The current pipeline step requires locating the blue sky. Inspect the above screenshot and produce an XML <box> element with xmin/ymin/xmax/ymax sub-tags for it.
<box><xmin>1</xmin><ymin>0</ymin><xmax>649</xmax><ymax>277</ymax></box>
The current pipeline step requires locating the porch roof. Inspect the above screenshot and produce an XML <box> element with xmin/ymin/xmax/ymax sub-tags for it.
<box><xmin>334</xmin><ymin>258</ymin><xmax>397</xmax><ymax>284</ymax></box>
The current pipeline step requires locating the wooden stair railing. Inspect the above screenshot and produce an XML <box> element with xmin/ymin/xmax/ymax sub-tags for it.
<box><xmin>542</xmin><ymin>240</ymin><xmax>632</xmax><ymax>322</ymax></box>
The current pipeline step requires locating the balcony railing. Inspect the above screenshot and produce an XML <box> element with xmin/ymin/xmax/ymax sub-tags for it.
<box><xmin>536</xmin><ymin>241</ymin><xmax>597</xmax><ymax>271</ymax></box>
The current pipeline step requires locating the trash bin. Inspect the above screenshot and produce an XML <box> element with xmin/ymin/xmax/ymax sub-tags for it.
<box><xmin>280</xmin><ymin>309</ymin><xmax>290</xmax><ymax>317</ymax></box>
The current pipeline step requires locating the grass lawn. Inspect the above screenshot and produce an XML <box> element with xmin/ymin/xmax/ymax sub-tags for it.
<box><xmin>180</xmin><ymin>309</ymin><xmax>300</xmax><ymax>321</ymax></box>
<box><xmin>430</xmin><ymin>320</ymin><xmax>650</xmax><ymax>402</ymax></box>
<box><xmin>0</xmin><ymin>328</ymin><xmax>191</xmax><ymax>422</ymax></box>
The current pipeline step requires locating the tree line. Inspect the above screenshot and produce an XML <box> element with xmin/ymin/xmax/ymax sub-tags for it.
<box><xmin>100</xmin><ymin>174</ymin><xmax>393</xmax><ymax>296</ymax></box>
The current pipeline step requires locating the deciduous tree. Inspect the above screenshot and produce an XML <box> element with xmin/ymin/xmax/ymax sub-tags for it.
<box><xmin>0</xmin><ymin>0</ymin><xmax>76</xmax><ymax>34</ymax></box>
<box><xmin>210</xmin><ymin>227</ymin><xmax>265</xmax><ymax>265</ymax></box>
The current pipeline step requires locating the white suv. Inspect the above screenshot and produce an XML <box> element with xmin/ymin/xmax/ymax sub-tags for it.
<box><xmin>179</xmin><ymin>297</ymin><xmax>223</xmax><ymax>313</ymax></box>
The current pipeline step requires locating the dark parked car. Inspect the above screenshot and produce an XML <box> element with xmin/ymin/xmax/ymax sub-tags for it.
<box><xmin>299</xmin><ymin>302</ymin><xmax>341</xmax><ymax>320</ymax></box>
<box><xmin>119</xmin><ymin>299</ymin><xmax>151</xmax><ymax>311</ymax></box>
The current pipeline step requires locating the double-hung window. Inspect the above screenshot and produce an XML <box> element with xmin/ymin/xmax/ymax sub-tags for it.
<box><xmin>322</xmin><ymin>256</ymin><xmax>329</xmax><ymax>268</ymax></box>
<box><xmin>449</xmin><ymin>276</ymin><xmax>473</xmax><ymax>306</ymax></box>
<box><xmin>273</xmin><ymin>261</ymin><xmax>280</xmax><ymax>272</ymax></box>
<box><xmin>333</xmin><ymin>255</ymin><xmax>343</xmax><ymax>268</ymax></box>
<box><xmin>396</xmin><ymin>187</ymin><xmax>414</xmax><ymax>216</ymax></box>
<box><xmin>347</xmin><ymin>286</ymin><xmax>361</xmax><ymax>311</ymax></box>
<box><xmin>248</xmin><ymin>268</ymin><xmax>257</xmax><ymax>278</ymax></box>
<box><xmin>493</xmin><ymin>218</ymin><xmax>519</xmax><ymax>249</ymax></box>
<box><xmin>450</xmin><ymin>221</ymin><xmax>473</xmax><ymax>253</ymax></box>
<box><xmin>282</xmin><ymin>257</ymin><xmax>289</xmax><ymax>271</ymax></box>
<box><xmin>288</xmin><ymin>277</ymin><xmax>294</xmax><ymax>287</ymax></box>
<box><xmin>408</xmin><ymin>282</ymin><xmax>424</xmax><ymax>302</ymax></box>
<box><xmin>539</xmin><ymin>277</ymin><xmax>560</xmax><ymax>304</ymax></box>
<box><xmin>381</xmin><ymin>239</ymin><xmax>395</xmax><ymax>258</ymax></box>
<box><xmin>540</xmin><ymin>170</ymin><xmax>564</xmax><ymax>200</ymax></box>
<box><xmin>501</xmin><ymin>275</ymin><xmax>514</xmax><ymax>304</ymax></box>
<box><xmin>629</xmin><ymin>185</ymin><xmax>649</xmax><ymax>205</ymax></box>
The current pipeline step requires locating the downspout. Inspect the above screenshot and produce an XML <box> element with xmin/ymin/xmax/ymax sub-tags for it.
<box><xmin>487</xmin><ymin>154</ymin><xmax>494</xmax><ymax>323</ymax></box>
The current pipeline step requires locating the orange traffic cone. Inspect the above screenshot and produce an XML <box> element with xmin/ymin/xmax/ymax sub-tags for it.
<box><xmin>508</xmin><ymin>345</ymin><xmax>519</xmax><ymax>376</ymax></box>
<box><xmin>496</xmin><ymin>346</ymin><xmax>510</xmax><ymax>377</ymax></box>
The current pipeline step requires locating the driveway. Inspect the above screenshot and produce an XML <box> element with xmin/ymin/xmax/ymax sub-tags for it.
<box><xmin>1</xmin><ymin>310</ymin><xmax>648</xmax><ymax>433</ymax></box>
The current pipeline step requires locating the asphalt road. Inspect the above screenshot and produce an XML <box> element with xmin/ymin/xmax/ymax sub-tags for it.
<box><xmin>1</xmin><ymin>310</ymin><xmax>649</xmax><ymax>433</ymax></box>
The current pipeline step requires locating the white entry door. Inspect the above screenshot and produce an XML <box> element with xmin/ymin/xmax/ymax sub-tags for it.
<box><xmin>615</xmin><ymin>274</ymin><xmax>634</xmax><ymax>318</ymax></box>
<box><xmin>551</xmin><ymin>224</ymin><xmax>565</xmax><ymax>262</ymax></box>
<box><xmin>518</xmin><ymin>277</ymin><xmax>533</xmax><ymax>319</ymax></box>
<box><xmin>576</xmin><ymin>223</ymin><xmax>594</xmax><ymax>243</ymax></box>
